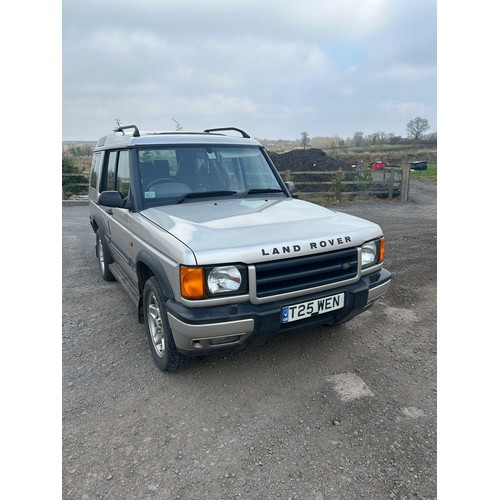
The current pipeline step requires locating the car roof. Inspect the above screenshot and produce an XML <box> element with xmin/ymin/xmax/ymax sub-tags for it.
<box><xmin>94</xmin><ymin>126</ymin><xmax>261</xmax><ymax>150</ymax></box>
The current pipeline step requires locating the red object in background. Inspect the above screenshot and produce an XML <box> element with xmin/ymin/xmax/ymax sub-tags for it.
<box><xmin>371</xmin><ymin>161</ymin><xmax>386</xmax><ymax>170</ymax></box>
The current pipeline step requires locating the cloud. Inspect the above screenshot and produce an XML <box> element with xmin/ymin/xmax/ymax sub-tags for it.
<box><xmin>62</xmin><ymin>0</ymin><xmax>437</xmax><ymax>140</ymax></box>
<box><xmin>378</xmin><ymin>100</ymin><xmax>430</xmax><ymax>116</ymax></box>
<box><xmin>372</xmin><ymin>64</ymin><xmax>437</xmax><ymax>83</ymax></box>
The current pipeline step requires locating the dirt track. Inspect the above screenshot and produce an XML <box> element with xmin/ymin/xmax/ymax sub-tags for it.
<box><xmin>62</xmin><ymin>180</ymin><xmax>436</xmax><ymax>499</ymax></box>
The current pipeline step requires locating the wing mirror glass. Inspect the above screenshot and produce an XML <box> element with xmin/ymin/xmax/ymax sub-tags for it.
<box><xmin>98</xmin><ymin>191</ymin><xmax>127</xmax><ymax>208</ymax></box>
<box><xmin>285</xmin><ymin>181</ymin><xmax>295</xmax><ymax>194</ymax></box>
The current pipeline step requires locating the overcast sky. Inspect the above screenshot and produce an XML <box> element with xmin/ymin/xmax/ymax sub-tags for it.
<box><xmin>62</xmin><ymin>0</ymin><xmax>436</xmax><ymax>141</ymax></box>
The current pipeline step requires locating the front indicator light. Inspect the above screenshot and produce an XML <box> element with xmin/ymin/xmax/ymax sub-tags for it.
<box><xmin>180</xmin><ymin>266</ymin><xmax>205</xmax><ymax>299</ymax></box>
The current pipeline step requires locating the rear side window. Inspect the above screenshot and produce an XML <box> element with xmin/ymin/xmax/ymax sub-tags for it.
<box><xmin>89</xmin><ymin>152</ymin><xmax>102</xmax><ymax>189</ymax></box>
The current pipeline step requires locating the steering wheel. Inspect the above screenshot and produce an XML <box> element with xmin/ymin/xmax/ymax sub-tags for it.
<box><xmin>145</xmin><ymin>178</ymin><xmax>176</xmax><ymax>190</ymax></box>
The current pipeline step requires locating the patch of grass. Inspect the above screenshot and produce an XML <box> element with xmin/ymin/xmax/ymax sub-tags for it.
<box><xmin>411</xmin><ymin>163</ymin><xmax>437</xmax><ymax>182</ymax></box>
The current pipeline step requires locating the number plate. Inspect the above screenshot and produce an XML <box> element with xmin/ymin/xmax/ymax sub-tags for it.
<box><xmin>281</xmin><ymin>293</ymin><xmax>344</xmax><ymax>324</ymax></box>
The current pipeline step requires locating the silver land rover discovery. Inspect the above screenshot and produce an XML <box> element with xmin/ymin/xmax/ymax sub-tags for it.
<box><xmin>89</xmin><ymin>125</ymin><xmax>391</xmax><ymax>371</ymax></box>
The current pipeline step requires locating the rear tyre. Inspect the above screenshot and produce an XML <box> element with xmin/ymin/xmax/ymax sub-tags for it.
<box><xmin>143</xmin><ymin>276</ymin><xmax>188</xmax><ymax>372</ymax></box>
<box><xmin>96</xmin><ymin>230</ymin><xmax>115</xmax><ymax>282</ymax></box>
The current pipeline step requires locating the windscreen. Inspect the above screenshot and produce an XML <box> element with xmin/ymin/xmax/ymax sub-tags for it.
<box><xmin>137</xmin><ymin>145</ymin><xmax>283</xmax><ymax>203</ymax></box>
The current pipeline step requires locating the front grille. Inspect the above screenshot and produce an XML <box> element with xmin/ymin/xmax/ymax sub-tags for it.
<box><xmin>254</xmin><ymin>248</ymin><xmax>358</xmax><ymax>298</ymax></box>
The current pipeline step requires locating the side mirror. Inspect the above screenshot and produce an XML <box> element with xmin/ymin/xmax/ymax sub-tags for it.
<box><xmin>285</xmin><ymin>181</ymin><xmax>295</xmax><ymax>195</ymax></box>
<box><xmin>98</xmin><ymin>191</ymin><xmax>127</xmax><ymax>208</ymax></box>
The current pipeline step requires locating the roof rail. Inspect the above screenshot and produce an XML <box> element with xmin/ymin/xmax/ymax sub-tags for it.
<box><xmin>204</xmin><ymin>127</ymin><xmax>251</xmax><ymax>138</ymax></box>
<box><xmin>114</xmin><ymin>124</ymin><xmax>140</xmax><ymax>137</ymax></box>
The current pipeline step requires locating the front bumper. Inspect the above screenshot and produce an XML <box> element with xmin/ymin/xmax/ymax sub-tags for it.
<box><xmin>167</xmin><ymin>268</ymin><xmax>391</xmax><ymax>355</ymax></box>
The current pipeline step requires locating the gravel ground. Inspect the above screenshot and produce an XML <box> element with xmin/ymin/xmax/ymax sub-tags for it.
<box><xmin>61</xmin><ymin>180</ymin><xmax>437</xmax><ymax>500</ymax></box>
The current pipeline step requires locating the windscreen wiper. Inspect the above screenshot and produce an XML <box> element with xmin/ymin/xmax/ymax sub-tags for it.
<box><xmin>240</xmin><ymin>188</ymin><xmax>284</xmax><ymax>198</ymax></box>
<box><xmin>174</xmin><ymin>191</ymin><xmax>237</xmax><ymax>204</ymax></box>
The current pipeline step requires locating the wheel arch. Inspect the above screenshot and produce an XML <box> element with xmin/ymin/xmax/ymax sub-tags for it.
<box><xmin>90</xmin><ymin>218</ymin><xmax>99</xmax><ymax>234</ymax></box>
<box><xmin>136</xmin><ymin>250</ymin><xmax>175</xmax><ymax>323</ymax></box>
<box><xmin>89</xmin><ymin>208</ymin><xmax>107</xmax><ymax>235</ymax></box>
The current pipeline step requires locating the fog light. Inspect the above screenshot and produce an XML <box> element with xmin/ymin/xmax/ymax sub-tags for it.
<box><xmin>208</xmin><ymin>335</ymin><xmax>241</xmax><ymax>345</ymax></box>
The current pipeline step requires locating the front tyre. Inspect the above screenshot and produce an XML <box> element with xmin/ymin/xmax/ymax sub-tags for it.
<box><xmin>143</xmin><ymin>277</ymin><xmax>188</xmax><ymax>372</ymax></box>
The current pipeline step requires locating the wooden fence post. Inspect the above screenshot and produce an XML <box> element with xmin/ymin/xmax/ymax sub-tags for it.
<box><xmin>401</xmin><ymin>163</ymin><xmax>411</xmax><ymax>202</ymax></box>
<box><xmin>336</xmin><ymin>170</ymin><xmax>342</xmax><ymax>203</ymax></box>
<box><xmin>388</xmin><ymin>169</ymin><xmax>395</xmax><ymax>199</ymax></box>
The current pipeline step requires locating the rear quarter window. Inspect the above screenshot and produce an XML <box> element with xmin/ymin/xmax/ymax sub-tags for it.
<box><xmin>89</xmin><ymin>152</ymin><xmax>102</xmax><ymax>189</ymax></box>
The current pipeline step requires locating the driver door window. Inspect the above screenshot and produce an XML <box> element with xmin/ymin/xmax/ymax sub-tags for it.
<box><xmin>102</xmin><ymin>150</ymin><xmax>130</xmax><ymax>198</ymax></box>
<box><xmin>117</xmin><ymin>152</ymin><xmax>130</xmax><ymax>197</ymax></box>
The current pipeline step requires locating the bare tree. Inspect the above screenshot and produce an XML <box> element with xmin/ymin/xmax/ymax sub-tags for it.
<box><xmin>406</xmin><ymin>117</ymin><xmax>430</xmax><ymax>141</ymax></box>
<box><xmin>353</xmin><ymin>131</ymin><xmax>364</xmax><ymax>147</ymax></box>
<box><xmin>300</xmin><ymin>131</ymin><xmax>311</xmax><ymax>150</ymax></box>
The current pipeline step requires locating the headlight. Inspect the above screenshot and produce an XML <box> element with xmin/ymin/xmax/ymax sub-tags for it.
<box><xmin>361</xmin><ymin>238</ymin><xmax>384</xmax><ymax>268</ymax></box>
<box><xmin>207</xmin><ymin>266</ymin><xmax>242</xmax><ymax>295</ymax></box>
<box><xmin>180</xmin><ymin>264</ymin><xmax>248</xmax><ymax>299</ymax></box>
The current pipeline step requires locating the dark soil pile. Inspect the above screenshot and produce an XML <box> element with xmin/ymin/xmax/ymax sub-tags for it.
<box><xmin>268</xmin><ymin>148</ymin><xmax>352</xmax><ymax>172</ymax></box>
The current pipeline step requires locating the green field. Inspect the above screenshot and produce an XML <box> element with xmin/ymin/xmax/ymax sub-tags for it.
<box><xmin>410</xmin><ymin>163</ymin><xmax>437</xmax><ymax>182</ymax></box>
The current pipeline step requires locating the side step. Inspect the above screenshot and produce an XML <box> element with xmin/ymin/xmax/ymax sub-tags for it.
<box><xmin>109</xmin><ymin>263</ymin><xmax>140</xmax><ymax>308</ymax></box>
